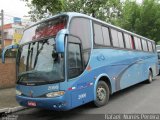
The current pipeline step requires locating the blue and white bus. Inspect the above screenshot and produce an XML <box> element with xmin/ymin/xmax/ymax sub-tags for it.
<box><xmin>2</xmin><ymin>12</ymin><xmax>158</xmax><ymax>110</ymax></box>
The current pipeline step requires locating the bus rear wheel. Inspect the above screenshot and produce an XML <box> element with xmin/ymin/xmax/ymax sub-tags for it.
<box><xmin>94</xmin><ymin>81</ymin><xmax>109</xmax><ymax>107</ymax></box>
<box><xmin>147</xmin><ymin>70</ymin><xmax>153</xmax><ymax>83</ymax></box>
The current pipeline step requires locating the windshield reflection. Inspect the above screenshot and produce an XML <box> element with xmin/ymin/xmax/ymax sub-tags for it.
<box><xmin>17</xmin><ymin>38</ymin><xmax>64</xmax><ymax>85</ymax></box>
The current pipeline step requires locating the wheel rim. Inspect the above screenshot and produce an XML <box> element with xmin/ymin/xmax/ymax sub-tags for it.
<box><xmin>97</xmin><ymin>86</ymin><xmax>106</xmax><ymax>101</ymax></box>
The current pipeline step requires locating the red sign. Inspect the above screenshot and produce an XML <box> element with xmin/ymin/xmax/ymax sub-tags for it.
<box><xmin>32</xmin><ymin>23</ymin><xmax>65</xmax><ymax>40</ymax></box>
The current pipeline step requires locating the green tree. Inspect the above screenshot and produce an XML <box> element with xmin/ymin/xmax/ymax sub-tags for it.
<box><xmin>114</xmin><ymin>0</ymin><xmax>160</xmax><ymax>43</ymax></box>
<box><xmin>25</xmin><ymin>0</ymin><xmax>122</xmax><ymax>22</ymax></box>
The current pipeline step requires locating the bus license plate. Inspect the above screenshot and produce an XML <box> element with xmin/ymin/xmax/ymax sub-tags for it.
<box><xmin>28</xmin><ymin>101</ymin><xmax>36</xmax><ymax>107</ymax></box>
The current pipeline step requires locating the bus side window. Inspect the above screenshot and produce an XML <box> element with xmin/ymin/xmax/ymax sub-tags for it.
<box><xmin>94</xmin><ymin>23</ymin><xmax>103</xmax><ymax>45</ymax></box>
<box><xmin>142</xmin><ymin>39</ymin><xmax>148</xmax><ymax>51</ymax></box>
<box><xmin>118</xmin><ymin>32</ymin><xmax>124</xmax><ymax>48</ymax></box>
<box><xmin>131</xmin><ymin>35</ymin><xmax>135</xmax><ymax>49</ymax></box>
<box><xmin>69</xmin><ymin>17</ymin><xmax>91</xmax><ymax>68</ymax></box>
<box><xmin>102</xmin><ymin>26</ymin><xmax>111</xmax><ymax>46</ymax></box>
<box><xmin>134</xmin><ymin>37</ymin><xmax>142</xmax><ymax>50</ymax></box>
<box><xmin>111</xmin><ymin>29</ymin><xmax>119</xmax><ymax>47</ymax></box>
<box><xmin>124</xmin><ymin>33</ymin><xmax>131</xmax><ymax>49</ymax></box>
<box><xmin>137</xmin><ymin>38</ymin><xmax>142</xmax><ymax>50</ymax></box>
<box><xmin>67</xmin><ymin>36</ymin><xmax>83</xmax><ymax>79</ymax></box>
<box><xmin>148</xmin><ymin>41</ymin><xmax>153</xmax><ymax>52</ymax></box>
<box><xmin>152</xmin><ymin>43</ymin><xmax>156</xmax><ymax>52</ymax></box>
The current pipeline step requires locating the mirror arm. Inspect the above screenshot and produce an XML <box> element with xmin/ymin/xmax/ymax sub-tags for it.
<box><xmin>2</xmin><ymin>44</ymin><xmax>19</xmax><ymax>63</ymax></box>
<box><xmin>55</xmin><ymin>29</ymin><xmax>69</xmax><ymax>53</ymax></box>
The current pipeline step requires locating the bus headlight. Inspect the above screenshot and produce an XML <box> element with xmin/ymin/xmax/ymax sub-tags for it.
<box><xmin>46</xmin><ymin>91</ymin><xmax>65</xmax><ymax>98</ymax></box>
<box><xmin>16</xmin><ymin>90</ymin><xmax>22</xmax><ymax>96</ymax></box>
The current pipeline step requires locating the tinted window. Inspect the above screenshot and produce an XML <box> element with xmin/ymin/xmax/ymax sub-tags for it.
<box><xmin>137</xmin><ymin>38</ymin><xmax>142</xmax><ymax>50</ymax></box>
<box><xmin>134</xmin><ymin>37</ymin><xmax>142</xmax><ymax>50</ymax></box>
<box><xmin>134</xmin><ymin>37</ymin><xmax>138</xmax><ymax>50</ymax></box>
<box><xmin>148</xmin><ymin>41</ymin><xmax>153</xmax><ymax>52</ymax></box>
<box><xmin>118</xmin><ymin>32</ymin><xmax>124</xmax><ymax>48</ymax></box>
<box><xmin>69</xmin><ymin>18</ymin><xmax>91</xmax><ymax>50</ymax></box>
<box><xmin>153</xmin><ymin>43</ymin><xmax>156</xmax><ymax>52</ymax></box>
<box><xmin>102</xmin><ymin>26</ymin><xmax>111</xmax><ymax>46</ymax></box>
<box><xmin>124</xmin><ymin>33</ymin><xmax>132</xmax><ymax>49</ymax></box>
<box><xmin>94</xmin><ymin>24</ymin><xmax>103</xmax><ymax>45</ymax></box>
<box><xmin>68</xmin><ymin>42</ymin><xmax>83</xmax><ymax>79</ymax></box>
<box><xmin>142</xmin><ymin>39</ymin><xmax>148</xmax><ymax>51</ymax></box>
<box><xmin>111</xmin><ymin>29</ymin><xmax>119</xmax><ymax>47</ymax></box>
<box><xmin>69</xmin><ymin>18</ymin><xmax>91</xmax><ymax>67</ymax></box>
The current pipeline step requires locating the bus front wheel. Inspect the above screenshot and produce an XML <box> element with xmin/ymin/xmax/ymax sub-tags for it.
<box><xmin>94</xmin><ymin>81</ymin><xmax>109</xmax><ymax>107</ymax></box>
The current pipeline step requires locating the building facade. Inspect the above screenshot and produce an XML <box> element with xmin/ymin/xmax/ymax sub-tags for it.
<box><xmin>0</xmin><ymin>23</ymin><xmax>25</xmax><ymax>48</ymax></box>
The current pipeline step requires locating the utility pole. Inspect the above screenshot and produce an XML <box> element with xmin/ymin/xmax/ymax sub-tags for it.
<box><xmin>0</xmin><ymin>9</ymin><xmax>4</xmax><ymax>49</ymax></box>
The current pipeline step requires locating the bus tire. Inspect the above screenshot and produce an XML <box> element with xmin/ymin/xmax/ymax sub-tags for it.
<box><xmin>94</xmin><ymin>81</ymin><xmax>109</xmax><ymax>107</ymax></box>
<box><xmin>147</xmin><ymin>70</ymin><xmax>153</xmax><ymax>83</ymax></box>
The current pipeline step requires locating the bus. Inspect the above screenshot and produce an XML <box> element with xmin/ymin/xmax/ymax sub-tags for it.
<box><xmin>2</xmin><ymin>12</ymin><xmax>158</xmax><ymax>111</ymax></box>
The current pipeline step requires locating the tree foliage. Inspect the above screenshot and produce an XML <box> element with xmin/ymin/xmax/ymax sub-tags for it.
<box><xmin>114</xmin><ymin>0</ymin><xmax>160</xmax><ymax>43</ymax></box>
<box><xmin>25</xmin><ymin>0</ymin><xmax>122</xmax><ymax>22</ymax></box>
<box><xmin>25</xmin><ymin>0</ymin><xmax>160</xmax><ymax>43</ymax></box>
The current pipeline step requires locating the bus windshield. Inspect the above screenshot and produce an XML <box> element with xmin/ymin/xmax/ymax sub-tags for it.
<box><xmin>16</xmin><ymin>16</ymin><xmax>67</xmax><ymax>85</ymax></box>
<box><xmin>17</xmin><ymin>38</ymin><xmax>64</xmax><ymax>85</ymax></box>
<box><xmin>20</xmin><ymin>15</ymin><xmax>67</xmax><ymax>44</ymax></box>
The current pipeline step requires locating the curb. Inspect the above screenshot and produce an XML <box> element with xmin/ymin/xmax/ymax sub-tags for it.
<box><xmin>0</xmin><ymin>108</ymin><xmax>9</xmax><ymax>114</ymax></box>
<box><xmin>0</xmin><ymin>106</ymin><xmax>26</xmax><ymax>114</ymax></box>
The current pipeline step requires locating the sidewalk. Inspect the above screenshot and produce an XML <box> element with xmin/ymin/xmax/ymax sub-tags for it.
<box><xmin>0</xmin><ymin>87</ymin><xmax>19</xmax><ymax>109</ymax></box>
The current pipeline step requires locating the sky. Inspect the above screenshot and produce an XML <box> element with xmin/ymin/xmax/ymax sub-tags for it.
<box><xmin>0</xmin><ymin>0</ymin><xmax>30</xmax><ymax>24</ymax></box>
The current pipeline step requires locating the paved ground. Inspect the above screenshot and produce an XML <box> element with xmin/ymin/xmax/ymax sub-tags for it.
<box><xmin>0</xmin><ymin>88</ymin><xmax>19</xmax><ymax>109</ymax></box>
<box><xmin>3</xmin><ymin>76</ymin><xmax>160</xmax><ymax>120</ymax></box>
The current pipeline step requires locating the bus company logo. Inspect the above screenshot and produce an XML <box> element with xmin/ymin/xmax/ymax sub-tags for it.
<box><xmin>29</xmin><ymin>90</ymin><xmax>33</xmax><ymax>97</ymax></box>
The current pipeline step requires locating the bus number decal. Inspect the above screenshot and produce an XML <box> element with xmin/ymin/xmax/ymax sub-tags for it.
<box><xmin>48</xmin><ymin>85</ymin><xmax>59</xmax><ymax>90</ymax></box>
<box><xmin>78</xmin><ymin>93</ymin><xmax>86</xmax><ymax>100</ymax></box>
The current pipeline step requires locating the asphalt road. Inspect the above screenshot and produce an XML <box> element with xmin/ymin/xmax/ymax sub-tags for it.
<box><xmin>4</xmin><ymin>76</ymin><xmax>160</xmax><ymax>120</ymax></box>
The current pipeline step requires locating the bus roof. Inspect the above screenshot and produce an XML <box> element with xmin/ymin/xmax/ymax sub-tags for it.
<box><xmin>26</xmin><ymin>12</ymin><xmax>155</xmax><ymax>43</ymax></box>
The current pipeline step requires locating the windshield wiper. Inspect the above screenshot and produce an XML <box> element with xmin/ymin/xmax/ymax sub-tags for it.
<box><xmin>33</xmin><ymin>42</ymin><xmax>45</xmax><ymax>68</ymax></box>
<box><xmin>18</xmin><ymin>70</ymin><xmax>58</xmax><ymax>85</ymax></box>
<box><xmin>18</xmin><ymin>70</ymin><xmax>40</xmax><ymax>77</ymax></box>
<box><xmin>26</xmin><ymin>44</ymin><xmax>31</xmax><ymax>71</ymax></box>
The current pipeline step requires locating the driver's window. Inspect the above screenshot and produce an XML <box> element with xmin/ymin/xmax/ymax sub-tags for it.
<box><xmin>68</xmin><ymin>36</ymin><xmax>83</xmax><ymax>79</ymax></box>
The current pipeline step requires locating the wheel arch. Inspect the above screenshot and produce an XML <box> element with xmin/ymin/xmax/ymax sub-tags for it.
<box><xmin>148</xmin><ymin>66</ymin><xmax>153</xmax><ymax>75</ymax></box>
<box><xmin>94</xmin><ymin>74</ymin><xmax>112</xmax><ymax>100</ymax></box>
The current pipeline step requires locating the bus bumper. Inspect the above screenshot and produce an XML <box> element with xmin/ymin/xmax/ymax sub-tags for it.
<box><xmin>16</xmin><ymin>95</ymin><xmax>71</xmax><ymax>111</ymax></box>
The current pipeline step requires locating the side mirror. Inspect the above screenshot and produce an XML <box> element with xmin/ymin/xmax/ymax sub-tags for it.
<box><xmin>55</xmin><ymin>29</ymin><xmax>69</xmax><ymax>53</ymax></box>
<box><xmin>2</xmin><ymin>44</ymin><xmax>19</xmax><ymax>63</ymax></box>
